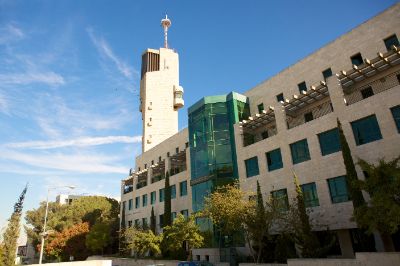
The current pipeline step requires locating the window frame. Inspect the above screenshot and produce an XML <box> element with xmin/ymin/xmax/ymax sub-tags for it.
<box><xmin>327</xmin><ymin>176</ymin><xmax>350</xmax><ymax>204</ymax></box>
<box><xmin>318</xmin><ymin>128</ymin><xmax>341</xmax><ymax>156</ymax></box>
<box><xmin>301</xmin><ymin>182</ymin><xmax>320</xmax><ymax>207</ymax></box>
<box><xmin>390</xmin><ymin>105</ymin><xmax>400</xmax><ymax>133</ymax></box>
<box><xmin>350</xmin><ymin>114</ymin><xmax>382</xmax><ymax>146</ymax></box>
<box><xmin>245</xmin><ymin>156</ymin><xmax>260</xmax><ymax>178</ymax></box>
<box><xmin>266</xmin><ymin>148</ymin><xmax>283</xmax><ymax>172</ymax></box>
<box><xmin>290</xmin><ymin>139</ymin><xmax>311</xmax><ymax>164</ymax></box>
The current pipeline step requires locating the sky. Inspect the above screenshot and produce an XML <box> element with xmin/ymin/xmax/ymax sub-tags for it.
<box><xmin>0</xmin><ymin>0</ymin><xmax>398</xmax><ymax>230</ymax></box>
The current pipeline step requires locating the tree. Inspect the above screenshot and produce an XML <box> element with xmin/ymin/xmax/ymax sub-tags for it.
<box><xmin>123</xmin><ymin>227</ymin><xmax>163</xmax><ymax>257</ymax></box>
<box><xmin>86</xmin><ymin>222</ymin><xmax>111</xmax><ymax>254</ymax></box>
<box><xmin>163</xmin><ymin>214</ymin><xmax>204</xmax><ymax>260</ymax></box>
<box><xmin>355</xmin><ymin>156</ymin><xmax>400</xmax><ymax>251</ymax></box>
<box><xmin>164</xmin><ymin>171</ymin><xmax>172</xmax><ymax>227</ymax></box>
<box><xmin>150</xmin><ymin>207</ymin><xmax>156</xmax><ymax>234</ymax></box>
<box><xmin>1</xmin><ymin>185</ymin><xmax>27</xmax><ymax>266</ymax></box>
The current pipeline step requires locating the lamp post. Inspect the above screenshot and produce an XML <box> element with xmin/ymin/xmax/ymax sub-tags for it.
<box><xmin>38</xmin><ymin>185</ymin><xmax>75</xmax><ymax>264</ymax></box>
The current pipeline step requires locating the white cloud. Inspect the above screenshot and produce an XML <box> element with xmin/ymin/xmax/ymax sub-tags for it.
<box><xmin>0</xmin><ymin>71</ymin><xmax>65</xmax><ymax>86</ymax></box>
<box><xmin>0</xmin><ymin>91</ymin><xmax>9</xmax><ymax>115</ymax></box>
<box><xmin>0</xmin><ymin>24</ymin><xmax>24</xmax><ymax>44</ymax></box>
<box><xmin>6</xmin><ymin>135</ymin><xmax>142</xmax><ymax>149</ymax></box>
<box><xmin>87</xmin><ymin>28</ymin><xmax>135</xmax><ymax>79</ymax></box>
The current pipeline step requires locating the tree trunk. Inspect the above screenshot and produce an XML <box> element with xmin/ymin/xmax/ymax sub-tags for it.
<box><xmin>381</xmin><ymin>233</ymin><xmax>395</xmax><ymax>252</ymax></box>
<box><xmin>245</xmin><ymin>232</ymin><xmax>256</xmax><ymax>262</ymax></box>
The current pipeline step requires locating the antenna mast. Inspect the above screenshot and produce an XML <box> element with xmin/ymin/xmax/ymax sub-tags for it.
<box><xmin>161</xmin><ymin>14</ymin><xmax>171</xmax><ymax>49</ymax></box>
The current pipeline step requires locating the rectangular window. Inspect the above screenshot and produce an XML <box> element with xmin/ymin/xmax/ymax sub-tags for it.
<box><xmin>384</xmin><ymin>34</ymin><xmax>399</xmax><ymax>51</ymax></box>
<box><xmin>171</xmin><ymin>184</ymin><xmax>176</xmax><ymax>199</ymax></box>
<box><xmin>150</xmin><ymin>191</ymin><xmax>156</xmax><ymax>205</ymax></box>
<box><xmin>257</xmin><ymin>103</ymin><xmax>264</xmax><ymax>113</ymax></box>
<box><xmin>351</xmin><ymin>115</ymin><xmax>382</xmax><ymax>146</ymax></box>
<box><xmin>245</xmin><ymin>156</ymin><xmax>260</xmax><ymax>177</ymax></box>
<box><xmin>180</xmin><ymin>180</ymin><xmax>188</xmax><ymax>196</ymax></box>
<box><xmin>304</xmin><ymin>111</ymin><xmax>313</xmax><ymax>122</ymax></box>
<box><xmin>298</xmin><ymin>81</ymin><xmax>307</xmax><ymax>93</ymax></box>
<box><xmin>276</xmin><ymin>93</ymin><xmax>284</xmax><ymax>102</ymax></box>
<box><xmin>128</xmin><ymin>220</ymin><xmax>132</xmax><ymax>227</ymax></box>
<box><xmin>322</xmin><ymin>68</ymin><xmax>332</xmax><ymax>81</ymax></box>
<box><xmin>290</xmin><ymin>139</ymin><xmax>311</xmax><ymax>164</ymax></box>
<box><xmin>135</xmin><ymin>196</ymin><xmax>140</xmax><ymax>209</ymax></box>
<box><xmin>172</xmin><ymin>212</ymin><xmax>177</xmax><ymax>220</ymax></box>
<box><xmin>142</xmin><ymin>218</ymin><xmax>148</xmax><ymax>227</ymax></box>
<box><xmin>318</xmin><ymin>128</ymin><xmax>341</xmax><ymax>156</ymax></box>
<box><xmin>271</xmin><ymin>189</ymin><xmax>289</xmax><ymax>211</ymax></box>
<box><xmin>159</xmin><ymin>188</ymin><xmax>165</xmax><ymax>202</ymax></box>
<box><xmin>361</xmin><ymin>86</ymin><xmax>374</xmax><ymax>99</ymax></box>
<box><xmin>135</xmin><ymin>219</ymin><xmax>140</xmax><ymax>227</ymax></box>
<box><xmin>142</xmin><ymin>194</ymin><xmax>148</xmax><ymax>207</ymax></box>
<box><xmin>128</xmin><ymin>199</ymin><xmax>133</xmax><ymax>210</ymax></box>
<box><xmin>261</xmin><ymin>131</ymin><xmax>269</xmax><ymax>139</ymax></box>
<box><xmin>391</xmin><ymin>105</ymin><xmax>400</xmax><ymax>133</ymax></box>
<box><xmin>397</xmin><ymin>74</ymin><xmax>400</xmax><ymax>84</ymax></box>
<box><xmin>266</xmin><ymin>148</ymin><xmax>283</xmax><ymax>171</ymax></box>
<box><xmin>301</xmin><ymin>182</ymin><xmax>319</xmax><ymax>207</ymax></box>
<box><xmin>181</xmin><ymin>209</ymin><xmax>189</xmax><ymax>218</ymax></box>
<box><xmin>159</xmin><ymin>214</ymin><xmax>164</xmax><ymax>227</ymax></box>
<box><xmin>328</xmin><ymin>176</ymin><xmax>350</xmax><ymax>203</ymax></box>
<box><xmin>351</xmin><ymin>53</ymin><xmax>363</xmax><ymax>66</ymax></box>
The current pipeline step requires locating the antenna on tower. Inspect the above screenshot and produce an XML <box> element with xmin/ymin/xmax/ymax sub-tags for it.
<box><xmin>161</xmin><ymin>14</ymin><xmax>171</xmax><ymax>49</ymax></box>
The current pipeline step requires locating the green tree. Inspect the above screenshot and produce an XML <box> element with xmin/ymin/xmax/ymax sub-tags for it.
<box><xmin>1</xmin><ymin>185</ymin><xmax>27</xmax><ymax>266</ymax></box>
<box><xmin>163</xmin><ymin>214</ymin><xmax>204</xmax><ymax>260</ymax></box>
<box><xmin>164</xmin><ymin>171</ymin><xmax>172</xmax><ymax>227</ymax></box>
<box><xmin>355</xmin><ymin>156</ymin><xmax>400</xmax><ymax>251</ymax></box>
<box><xmin>150</xmin><ymin>207</ymin><xmax>156</xmax><ymax>234</ymax></box>
<box><xmin>86</xmin><ymin>222</ymin><xmax>111</xmax><ymax>254</ymax></box>
<box><xmin>123</xmin><ymin>227</ymin><xmax>163</xmax><ymax>257</ymax></box>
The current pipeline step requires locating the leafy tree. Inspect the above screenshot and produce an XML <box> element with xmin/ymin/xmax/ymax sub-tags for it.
<box><xmin>123</xmin><ymin>227</ymin><xmax>163</xmax><ymax>257</ymax></box>
<box><xmin>164</xmin><ymin>171</ymin><xmax>172</xmax><ymax>227</ymax></box>
<box><xmin>150</xmin><ymin>207</ymin><xmax>156</xmax><ymax>234</ymax></box>
<box><xmin>86</xmin><ymin>222</ymin><xmax>111</xmax><ymax>254</ymax></box>
<box><xmin>163</xmin><ymin>214</ymin><xmax>204</xmax><ymax>260</ymax></box>
<box><xmin>1</xmin><ymin>185</ymin><xmax>27</xmax><ymax>266</ymax></box>
<box><xmin>355</xmin><ymin>156</ymin><xmax>400</xmax><ymax>251</ymax></box>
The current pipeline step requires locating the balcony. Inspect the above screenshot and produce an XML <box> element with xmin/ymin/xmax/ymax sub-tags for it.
<box><xmin>136</xmin><ymin>170</ymin><xmax>148</xmax><ymax>190</ymax></box>
<box><xmin>151</xmin><ymin>160</ymin><xmax>166</xmax><ymax>183</ymax></box>
<box><xmin>170</xmin><ymin>150</ymin><xmax>187</xmax><ymax>176</ymax></box>
<box><xmin>123</xmin><ymin>177</ymin><xmax>134</xmax><ymax>194</ymax></box>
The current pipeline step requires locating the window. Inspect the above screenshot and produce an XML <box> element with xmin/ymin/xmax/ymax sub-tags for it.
<box><xmin>135</xmin><ymin>219</ymin><xmax>140</xmax><ymax>227</ymax></box>
<box><xmin>304</xmin><ymin>112</ymin><xmax>313</xmax><ymax>122</ymax></box>
<box><xmin>159</xmin><ymin>156</ymin><xmax>162</xmax><ymax>162</ymax></box>
<box><xmin>135</xmin><ymin>196</ymin><xmax>140</xmax><ymax>209</ymax></box>
<box><xmin>298</xmin><ymin>81</ymin><xmax>307</xmax><ymax>93</ymax></box>
<box><xmin>266</xmin><ymin>148</ymin><xmax>283</xmax><ymax>171</ymax></box>
<box><xmin>328</xmin><ymin>176</ymin><xmax>350</xmax><ymax>203</ymax></box>
<box><xmin>257</xmin><ymin>103</ymin><xmax>264</xmax><ymax>113</ymax></box>
<box><xmin>261</xmin><ymin>131</ymin><xmax>269</xmax><ymax>139</ymax></box>
<box><xmin>159</xmin><ymin>188</ymin><xmax>165</xmax><ymax>202</ymax></box>
<box><xmin>128</xmin><ymin>199</ymin><xmax>133</xmax><ymax>210</ymax></box>
<box><xmin>142</xmin><ymin>194</ymin><xmax>148</xmax><ymax>207</ymax></box>
<box><xmin>290</xmin><ymin>139</ymin><xmax>311</xmax><ymax>164</ymax></box>
<box><xmin>351</xmin><ymin>53</ymin><xmax>363</xmax><ymax>66</ymax></box>
<box><xmin>318</xmin><ymin>128</ymin><xmax>341</xmax><ymax>156</ymax></box>
<box><xmin>151</xmin><ymin>191</ymin><xmax>156</xmax><ymax>205</ymax></box>
<box><xmin>176</xmin><ymin>147</ymin><xmax>179</xmax><ymax>154</ymax></box>
<box><xmin>144</xmin><ymin>163</ymin><xmax>147</xmax><ymax>169</ymax></box>
<box><xmin>271</xmin><ymin>189</ymin><xmax>289</xmax><ymax>211</ymax></box>
<box><xmin>171</xmin><ymin>184</ymin><xmax>176</xmax><ymax>199</ymax></box>
<box><xmin>185</xmin><ymin>142</ymin><xmax>189</xmax><ymax>148</ymax></box>
<box><xmin>391</xmin><ymin>105</ymin><xmax>400</xmax><ymax>133</ymax></box>
<box><xmin>128</xmin><ymin>220</ymin><xmax>132</xmax><ymax>227</ymax></box>
<box><xmin>142</xmin><ymin>218</ymin><xmax>148</xmax><ymax>227</ymax></box>
<box><xmin>172</xmin><ymin>212</ymin><xmax>177</xmax><ymax>220</ymax></box>
<box><xmin>397</xmin><ymin>74</ymin><xmax>400</xmax><ymax>84</ymax></box>
<box><xmin>322</xmin><ymin>68</ymin><xmax>332</xmax><ymax>81</ymax></box>
<box><xmin>361</xmin><ymin>86</ymin><xmax>374</xmax><ymax>99</ymax></box>
<box><xmin>180</xmin><ymin>181</ymin><xmax>188</xmax><ymax>196</ymax></box>
<box><xmin>159</xmin><ymin>214</ymin><xmax>164</xmax><ymax>227</ymax></box>
<box><xmin>245</xmin><ymin>157</ymin><xmax>259</xmax><ymax>177</ymax></box>
<box><xmin>384</xmin><ymin>34</ymin><xmax>399</xmax><ymax>51</ymax></box>
<box><xmin>181</xmin><ymin>209</ymin><xmax>189</xmax><ymax>218</ymax></box>
<box><xmin>301</xmin><ymin>182</ymin><xmax>319</xmax><ymax>207</ymax></box>
<box><xmin>351</xmin><ymin>115</ymin><xmax>382</xmax><ymax>145</ymax></box>
<box><xmin>276</xmin><ymin>93</ymin><xmax>284</xmax><ymax>102</ymax></box>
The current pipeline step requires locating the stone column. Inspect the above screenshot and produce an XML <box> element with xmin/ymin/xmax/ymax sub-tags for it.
<box><xmin>337</xmin><ymin>229</ymin><xmax>355</xmax><ymax>258</ymax></box>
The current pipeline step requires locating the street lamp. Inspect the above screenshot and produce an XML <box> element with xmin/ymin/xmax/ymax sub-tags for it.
<box><xmin>38</xmin><ymin>185</ymin><xmax>75</xmax><ymax>264</ymax></box>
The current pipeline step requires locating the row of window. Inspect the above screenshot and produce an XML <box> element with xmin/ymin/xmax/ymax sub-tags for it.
<box><xmin>256</xmin><ymin>34</ymin><xmax>399</xmax><ymax>111</ymax></box>
<box><xmin>125</xmin><ymin>180</ymin><xmax>188</xmax><ymax>211</ymax></box>
<box><xmin>245</xmin><ymin>108</ymin><xmax>400</xmax><ymax>177</ymax></box>
<box><xmin>127</xmin><ymin>209</ymin><xmax>189</xmax><ymax>228</ymax></box>
<box><xmin>271</xmin><ymin>175</ymin><xmax>350</xmax><ymax>211</ymax></box>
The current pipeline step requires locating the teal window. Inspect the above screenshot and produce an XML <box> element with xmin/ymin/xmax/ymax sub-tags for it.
<box><xmin>298</xmin><ymin>81</ymin><xmax>307</xmax><ymax>93</ymax></box>
<box><xmin>171</xmin><ymin>184</ymin><xmax>176</xmax><ymax>199</ymax></box>
<box><xmin>290</xmin><ymin>139</ymin><xmax>311</xmax><ymax>164</ymax></box>
<box><xmin>384</xmin><ymin>34</ymin><xmax>399</xmax><ymax>51</ymax></box>
<box><xmin>351</xmin><ymin>53</ymin><xmax>363</xmax><ymax>66</ymax></box>
<box><xmin>159</xmin><ymin>188</ymin><xmax>165</xmax><ymax>202</ymax></box>
<box><xmin>135</xmin><ymin>196</ymin><xmax>140</xmax><ymax>209</ymax></box>
<box><xmin>142</xmin><ymin>218</ymin><xmax>148</xmax><ymax>227</ymax></box>
<box><xmin>180</xmin><ymin>180</ymin><xmax>188</xmax><ymax>196</ymax></box>
<box><xmin>172</xmin><ymin>212</ymin><xmax>177</xmax><ymax>220</ymax></box>
<box><xmin>351</xmin><ymin>115</ymin><xmax>382</xmax><ymax>145</ymax></box>
<box><xmin>159</xmin><ymin>214</ymin><xmax>164</xmax><ymax>227</ymax></box>
<box><xmin>128</xmin><ymin>199</ymin><xmax>133</xmax><ymax>210</ymax></box>
<box><xmin>266</xmin><ymin>148</ymin><xmax>283</xmax><ymax>171</ymax></box>
<box><xmin>142</xmin><ymin>194</ymin><xmax>148</xmax><ymax>207</ymax></box>
<box><xmin>245</xmin><ymin>156</ymin><xmax>259</xmax><ymax>177</ymax></box>
<box><xmin>150</xmin><ymin>191</ymin><xmax>156</xmax><ymax>205</ymax></box>
<box><xmin>181</xmin><ymin>209</ymin><xmax>189</xmax><ymax>218</ymax></box>
<box><xmin>391</xmin><ymin>105</ymin><xmax>400</xmax><ymax>133</ymax></box>
<box><xmin>318</xmin><ymin>128</ymin><xmax>341</xmax><ymax>156</ymax></box>
<box><xmin>322</xmin><ymin>68</ymin><xmax>332</xmax><ymax>81</ymax></box>
<box><xmin>301</xmin><ymin>182</ymin><xmax>319</xmax><ymax>207</ymax></box>
<box><xmin>271</xmin><ymin>189</ymin><xmax>289</xmax><ymax>211</ymax></box>
<box><xmin>276</xmin><ymin>93</ymin><xmax>284</xmax><ymax>102</ymax></box>
<box><xmin>328</xmin><ymin>176</ymin><xmax>350</xmax><ymax>203</ymax></box>
<box><xmin>257</xmin><ymin>103</ymin><xmax>264</xmax><ymax>113</ymax></box>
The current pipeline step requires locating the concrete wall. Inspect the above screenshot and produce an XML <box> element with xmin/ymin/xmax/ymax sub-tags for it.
<box><xmin>89</xmin><ymin>257</ymin><xmax>179</xmax><ymax>266</ymax></box>
<box><xmin>29</xmin><ymin>260</ymin><xmax>111</xmax><ymax>266</ymax></box>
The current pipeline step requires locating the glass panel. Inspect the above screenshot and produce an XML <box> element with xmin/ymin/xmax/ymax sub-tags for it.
<box><xmin>171</xmin><ymin>184</ymin><xmax>176</xmax><ymax>199</ymax></box>
<box><xmin>351</xmin><ymin>115</ymin><xmax>382</xmax><ymax>145</ymax></box>
<box><xmin>271</xmin><ymin>189</ymin><xmax>289</xmax><ymax>211</ymax></box>
<box><xmin>192</xmin><ymin>180</ymin><xmax>212</xmax><ymax>212</ymax></box>
<box><xmin>301</xmin><ymin>182</ymin><xmax>319</xmax><ymax>207</ymax></box>
<box><xmin>390</xmin><ymin>105</ymin><xmax>400</xmax><ymax>133</ymax></box>
<box><xmin>128</xmin><ymin>199</ymin><xmax>133</xmax><ymax>210</ymax></box>
<box><xmin>180</xmin><ymin>181</ymin><xmax>188</xmax><ymax>196</ymax></box>
<box><xmin>151</xmin><ymin>191</ymin><xmax>156</xmax><ymax>205</ymax></box>
<box><xmin>159</xmin><ymin>188</ymin><xmax>165</xmax><ymax>202</ymax></box>
<box><xmin>384</xmin><ymin>34</ymin><xmax>399</xmax><ymax>51</ymax></box>
<box><xmin>322</xmin><ymin>68</ymin><xmax>332</xmax><ymax>80</ymax></box>
<box><xmin>318</xmin><ymin>128</ymin><xmax>341</xmax><ymax>156</ymax></box>
<box><xmin>135</xmin><ymin>196</ymin><xmax>140</xmax><ymax>208</ymax></box>
<box><xmin>328</xmin><ymin>176</ymin><xmax>350</xmax><ymax>203</ymax></box>
<box><xmin>290</xmin><ymin>139</ymin><xmax>311</xmax><ymax>164</ymax></box>
<box><xmin>257</xmin><ymin>103</ymin><xmax>264</xmax><ymax>113</ymax></box>
<box><xmin>298</xmin><ymin>81</ymin><xmax>307</xmax><ymax>93</ymax></box>
<box><xmin>245</xmin><ymin>157</ymin><xmax>259</xmax><ymax>177</ymax></box>
<box><xmin>266</xmin><ymin>148</ymin><xmax>283</xmax><ymax>171</ymax></box>
<box><xmin>142</xmin><ymin>194</ymin><xmax>147</xmax><ymax>207</ymax></box>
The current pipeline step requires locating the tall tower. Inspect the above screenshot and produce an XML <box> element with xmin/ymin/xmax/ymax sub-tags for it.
<box><xmin>139</xmin><ymin>15</ymin><xmax>184</xmax><ymax>152</ymax></box>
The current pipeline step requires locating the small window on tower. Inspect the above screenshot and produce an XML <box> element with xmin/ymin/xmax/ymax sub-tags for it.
<box><xmin>298</xmin><ymin>81</ymin><xmax>307</xmax><ymax>93</ymax></box>
<box><xmin>361</xmin><ymin>86</ymin><xmax>374</xmax><ymax>99</ymax></box>
<box><xmin>384</xmin><ymin>34</ymin><xmax>399</xmax><ymax>51</ymax></box>
<box><xmin>351</xmin><ymin>53</ymin><xmax>363</xmax><ymax>66</ymax></box>
<box><xmin>276</xmin><ymin>93</ymin><xmax>284</xmax><ymax>102</ymax></box>
<box><xmin>304</xmin><ymin>112</ymin><xmax>313</xmax><ymax>122</ymax></box>
<box><xmin>322</xmin><ymin>68</ymin><xmax>332</xmax><ymax>81</ymax></box>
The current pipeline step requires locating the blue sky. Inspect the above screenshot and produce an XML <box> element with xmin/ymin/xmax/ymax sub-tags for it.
<box><xmin>0</xmin><ymin>0</ymin><xmax>397</xmax><ymax>229</ymax></box>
